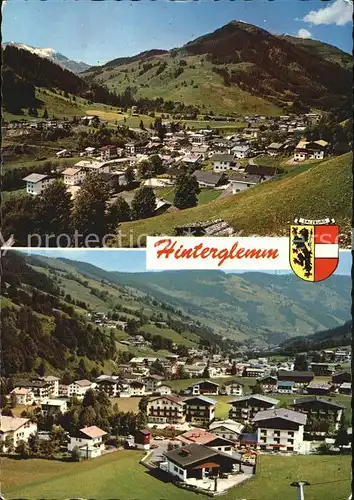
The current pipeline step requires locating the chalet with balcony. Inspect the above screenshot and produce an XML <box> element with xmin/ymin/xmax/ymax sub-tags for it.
<box><xmin>258</xmin><ymin>376</ymin><xmax>277</xmax><ymax>393</ymax></box>
<box><xmin>277</xmin><ymin>370</ymin><xmax>314</xmax><ymax>386</ymax></box>
<box><xmin>209</xmin><ymin>419</ymin><xmax>244</xmax><ymax>442</ymax></box>
<box><xmin>147</xmin><ymin>395</ymin><xmax>186</xmax><ymax>424</ymax></box>
<box><xmin>253</xmin><ymin>408</ymin><xmax>307</xmax><ymax>453</ymax></box>
<box><xmin>229</xmin><ymin>395</ymin><xmax>279</xmax><ymax>424</ymax></box>
<box><xmin>68</xmin><ymin>426</ymin><xmax>107</xmax><ymax>459</ymax></box>
<box><xmin>187</xmin><ymin>380</ymin><xmax>220</xmax><ymax>396</ymax></box>
<box><xmin>184</xmin><ymin>395</ymin><xmax>216</xmax><ymax>426</ymax></box>
<box><xmin>223</xmin><ymin>380</ymin><xmax>244</xmax><ymax>397</ymax></box>
<box><xmin>291</xmin><ymin>397</ymin><xmax>345</xmax><ymax>432</ymax></box>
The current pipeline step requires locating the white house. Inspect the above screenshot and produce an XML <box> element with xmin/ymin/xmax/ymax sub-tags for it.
<box><xmin>182</xmin><ymin>153</ymin><xmax>203</xmax><ymax>168</ymax></box>
<box><xmin>41</xmin><ymin>399</ymin><xmax>68</xmax><ymax>416</ymax></box>
<box><xmin>75</xmin><ymin>160</ymin><xmax>110</xmax><ymax>174</ymax></box>
<box><xmin>223</xmin><ymin>380</ymin><xmax>244</xmax><ymax>396</ymax></box>
<box><xmin>23</xmin><ymin>174</ymin><xmax>55</xmax><ymax>196</ymax></box>
<box><xmin>147</xmin><ymin>395</ymin><xmax>186</xmax><ymax>424</ymax></box>
<box><xmin>10</xmin><ymin>388</ymin><xmax>34</xmax><ymax>406</ymax></box>
<box><xmin>253</xmin><ymin>408</ymin><xmax>307</xmax><ymax>453</ymax></box>
<box><xmin>129</xmin><ymin>381</ymin><xmax>146</xmax><ymax>396</ymax></box>
<box><xmin>294</xmin><ymin>140</ymin><xmax>328</xmax><ymax>161</ymax></box>
<box><xmin>155</xmin><ymin>384</ymin><xmax>172</xmax><ymax>396</ymax></box>
<box><xmin>211</xmin><ymin>154</ymin><xmax>237</xmax><ymax>172</ymax></box>
<box><xmin>56</xmin><ymin>149</ymin><xmax>72</xmax><ymax>158</ymax></box>
<box><xmin>62</xmin><ymin>167</ymin><xmax>86</xmax><ymax>186</ymax></box>
<box><xmin>209</xmin><ymin>419</ymin><xmax>244</xmax><ymax>441</ymax></box>
<box><xmin>230</xmin><ymin>173</ymin><xmax>262</xmax><ymax>194</ymax></box>
<box><xmin>231</xmin><ymin>144</ymin><xmax>251</xmax><ymax>159</ymax></box>
<box><xmin>42</xmin><ymin>376</ymin><xmax>60</xmax><ymax>398</ymax></box>
<box><xmin>68</xmin><ymin>380</ymin><xmax>96</xmax><ymax>399</ymax></box>
<box><xmin>0</xmin><ymin>416</ymin><xmax>38</xmax><ymax>451</ymax></box>
<box><xmin>68</xmin><ymin>426</ymin><xmax>107</xmax><ymax>459</ymax></box>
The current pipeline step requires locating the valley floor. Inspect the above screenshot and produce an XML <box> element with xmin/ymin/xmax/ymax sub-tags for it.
<box><xmin>2</xmin><ymin>451</ymin><xmax>351</xmax><ymax>500</ymax></box>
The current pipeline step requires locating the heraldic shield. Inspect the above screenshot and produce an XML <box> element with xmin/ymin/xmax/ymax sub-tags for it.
<box><xmin>290</xmin><ymin>224</ymin><xmax>339</xmax><ymax>282</ymax></box>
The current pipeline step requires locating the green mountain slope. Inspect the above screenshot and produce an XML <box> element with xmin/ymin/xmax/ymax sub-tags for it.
<box><xmin>83</xmin><ymin>21</ymin><xmax>351</xmax><ymax>116</ymax></box>
<box><xmin>26</xmin><ymin>256</ymin><xmax>351</xmax><ymax>347</ymax></box>
<box><xmin>282</xmin><ymin>36</ymin><xmax>352</xmax><ymax>70</ymax></box>
<box><xmin>280</xmin><ymin>321</ymin><xmax>352</xmax><ymax>353</ymax></box>
<box><xmin>116</xmin><ymin>153</ymin><xmax>352</xmax><ymax>245</ymax></box>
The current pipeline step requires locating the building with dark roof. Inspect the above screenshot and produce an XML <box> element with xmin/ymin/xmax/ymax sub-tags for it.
<box><xmin>291</xmin><ymin>397</ymin><xmax>345</xmax><ymax>431</ymax></box>
<box><xmin>277</xmin><ymin>370</ymin><xmax>314</xmax><ymax>385</ymax></box>
<box><xmin>183</xmin><ymin>395</ymin><xmax>217</xmax><ymax>425</ymax></box>
<box><xmin>228</xmin><ymin>395</ymin><xmax>279</xmax><ymax>424</ymax></box>
<box><xmin>253</xmin><ymin>408</ymin><xmax>307</xmax><ymax>453</ymax></box>
<box><xmin>161</xmin><ymin>443</ymin><xmax>246</xmax><ymax>484</ymax></box>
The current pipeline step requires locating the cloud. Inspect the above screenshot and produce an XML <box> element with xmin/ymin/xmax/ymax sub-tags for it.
<box><xmin>303</xmin><ymin>0</ymin><xmax>353</xmax><ymax>26</ymax></box>
<box><xmin>297</xmin><ymin>28</ymin><xmax>312</xmax><ymax>39</ymax></box>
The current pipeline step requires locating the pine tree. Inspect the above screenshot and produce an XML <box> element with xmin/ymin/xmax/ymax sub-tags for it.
<box><xmin>131</xmin><ymin>186</ymin><xmax>156</xmax><ymax>220</ymax></box>
<box><xmin>124</xmin><ymin>165</ymin><xmax>135</xmax><ymax>186</ymax></box>
<box><xmin>71</xmin><ymin>173</ymin><xmax>110</xmax><ymax>241</ymax></box>
<box><xmin>108</xmin><ymin>197</ymin><xmax>131</xmax><ymax>231</ymax></box>
<box><xmin>173</xmin><ymin>172</ymin><xmax>200</xmax><ymax>209</ymax></box>
<box><xmin>35</xmin><ymin>180</ymin><xmax>73</xmax><ymax>240</ymax></box>
<box><xmin>43</xmin><ymin>108</ymin><xmax>49</xmax><ymax>119</ymax></box>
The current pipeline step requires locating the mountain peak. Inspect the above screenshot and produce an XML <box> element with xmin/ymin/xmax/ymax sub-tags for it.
<box><xmin>3</xmin><ymin>41</ymin><xmax>91</xmax><ymax>74</ymax></box>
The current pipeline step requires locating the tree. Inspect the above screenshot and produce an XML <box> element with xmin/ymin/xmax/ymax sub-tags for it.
<box><xmin>139</xmin><ymin>120</ymin><xmax>145</xmax><ymax>130</ymax></box>
<box><xmin>230</xmin><ymin>362</ymin><xmax>237</xmax><ymax>376</ymax></box>
<box><xmin>36</xmin><ymin>361</ymin><xmax>45</xmax><ymax>376</ymax></box>
<box><xmin>335</xmin><ymin>423</ymin><xmax>349</xmax><ymax>451</ymax></box>
<box><xmin>294</xmin><ymin>354</ymin><xmax>308</xmax><ymax>372</ymax></box>
<box><xmin>15</xmin><ymin>439</ymin><xmax>30</xmax><ymax>458</ymax></box>
<box><xmin>124</xmin><ymin>165</ymin><xmax>135</xmax><ymax>186</ymax></box>
<box><xmin>35</xmin><ymin>180</ymin><xmax>73</xmax><ymax>240</ymax></box>
<box><xmin>251</xmin><ymin>382</ymin><xmax>264</xmax><ymax>395</ymax></box>
<box><xmin>108</xmin><ymin>197</ymin><xmax>131</xmax><ymax>230</ymax></box>
<box><xmin>43</xmin><ymin>108</ymin><xmax>49</xmax><ymax>119</ymax></box>
<box><xmin>4</xmin><ymin>435</ymin><xmax>14</xmax><ymax>453</ymax></box>
<box><xmin>40</xmin><ymin>439</ymin><xmax>56</xmax><ymax>459</ymax></box>
<box><xmin>136</xmin><ymin>411</ymin><xmax>148</xmax><ymax>429</ymax></box>
<box><xmin>137</xmin><ymin>160</ymin><xmax>152</xmax><ymax>179</ymax></box>
<box><xmin>202</xmin><ymin>365</ymin><xmax>210</xmax><ymax>378</ymax></box>
<box><xmin>83</xmin><ymin>389</ymin><xmax>96</xmax><ymax>408</ymax></box>
<box><xmin>71</xmin><ymin>445</ymin><xmax>81</xmax><ymax>462</ymax></box>
<box><xmin>138</xmin><ymin>396</ymin><xmax>150</xmax><ymax>415</ymax></box>
<box><xmin>131</xmin><ymin>186</ymin><xmax>156</xmax><ymax>220</ymax></box>
<box><xmin>71</xmin><ymin>173</ymin><xmax>110</xmax><ymax>241</ymax></box>
<box><xmin>149</xmin><ymin>155</ymin><xmax>165</xmax><ymax>175</ymax></box>
<box><xmin>173</xmin><ymin>172</ymin><xmax>200</xmax><ymax>209</ymax></box>
<box><xmin>317</xmin><ymin>442</ymin><xmax>332</xmax><ymax>454</ymax></box>
<box><xmin>28</xmin><ymin>433</ymin><xmax>41</xmax><ymax>457</ymax></box>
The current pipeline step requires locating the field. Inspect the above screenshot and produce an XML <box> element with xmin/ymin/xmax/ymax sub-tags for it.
<box><xmin>3</xmin><ymin>155</ymin><xmax>81</xmax><ymax>173</ymax></box>
<box><xmin>2</xmin><ymin>451</ymin><xmax>350</xmax><ymax>500</ymax></box>
<box><xmin>116</xmin><ymin>153</ymin><xmax>352</xmax><ymax>246</ymax></box>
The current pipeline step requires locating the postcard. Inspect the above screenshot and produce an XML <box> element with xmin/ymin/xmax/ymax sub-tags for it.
<box><xmin>1</xmin><ymin>0</ymin><xmax>352</xmax><ymax>249</ymax></box>
<box><xmin>0</xmin><ymin>247</ymin><xmax>352</xmax><ymax>499</ymax></box>
<box><xmin>1</xmin><ymin>0</ymin><xmax>352</xmax><ymax>499</ymax></box>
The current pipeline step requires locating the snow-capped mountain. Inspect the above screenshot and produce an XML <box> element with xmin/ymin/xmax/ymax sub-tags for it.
<box><xmin>4</xmin><ymin>42</ymin><xmax>91</xmax><ymax>73</ymax></box>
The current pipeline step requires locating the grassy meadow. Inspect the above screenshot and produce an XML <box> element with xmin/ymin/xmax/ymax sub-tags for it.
<box><xmin>2</xmin><ymin>451</ymin><xmax>350</xmax><ymax>500</ymax></box>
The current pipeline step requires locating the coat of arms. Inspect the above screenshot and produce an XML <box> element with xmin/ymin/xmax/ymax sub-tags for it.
<box><xmin>290</xmin><ymin>218</ymin><xmax>339</xmax><ymax>282</ymax></box>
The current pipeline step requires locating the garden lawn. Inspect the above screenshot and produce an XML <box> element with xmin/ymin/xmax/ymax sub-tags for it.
<box><xmin>2</xmin><ymin>451</ymin><xmax>350</xmax><ymax>500</ymax></box>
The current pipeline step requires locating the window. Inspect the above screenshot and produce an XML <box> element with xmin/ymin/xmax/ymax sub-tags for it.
<box><xmin>288</xmin><ymin>432</ymin><xmax>294</xmax><ymax>437</ymax></box>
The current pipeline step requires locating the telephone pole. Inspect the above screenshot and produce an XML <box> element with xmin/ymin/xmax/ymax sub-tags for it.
<box><xmin>290</xmin><ymin>481</ymin><xmax>310</xmax><ymax>500</ymax></box>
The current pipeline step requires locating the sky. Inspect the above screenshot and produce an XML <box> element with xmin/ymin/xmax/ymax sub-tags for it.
<box><xmin>18</xmin><ymin>248</ymin><xmax>352</xmax><ymax>275</ymax></box>
<box><xmin>2</xmin><ymin>0</ymin><xmax>353</xmax><ymax>66</ymax></box>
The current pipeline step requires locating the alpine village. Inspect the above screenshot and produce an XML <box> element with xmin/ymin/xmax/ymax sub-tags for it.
<box><xmin>2</xmin><ymin>20</ymin><xmax>352</xmax><ymax>248</ymax></box>
<box><xmin>0</xmin><ymin>250</ymin><xmax>352</xmax><ymax>499</ymax></box>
